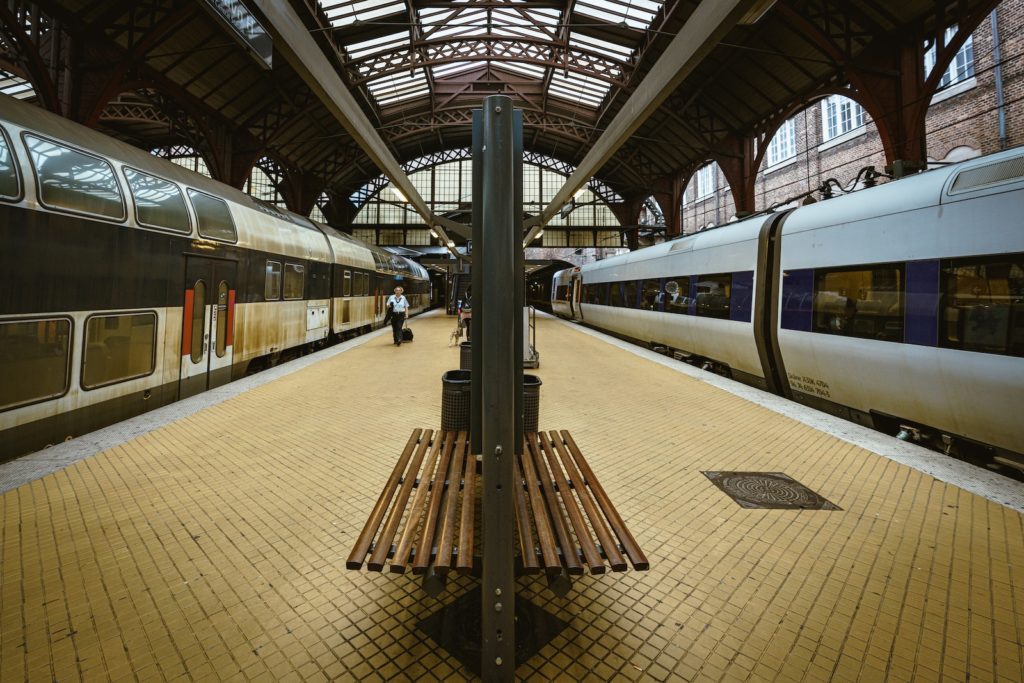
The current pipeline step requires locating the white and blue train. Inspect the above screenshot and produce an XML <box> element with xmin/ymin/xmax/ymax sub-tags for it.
<box><xmin>552</xmin><ymin>148</ymin><xmax>1024</xmax><ymax>470</ymax></box>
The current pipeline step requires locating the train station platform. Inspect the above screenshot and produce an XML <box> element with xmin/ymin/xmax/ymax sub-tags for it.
<box><xmin>2</xmin><ymin>310</ymin><xmax>1023</xmax><ymax>681</ymax></box>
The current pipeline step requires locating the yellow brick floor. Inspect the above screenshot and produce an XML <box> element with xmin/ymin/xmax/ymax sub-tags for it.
<box><xmin>2</xmin><ymin>311</ymin><xmax>1023</xmax><ymax>681</ymax></box>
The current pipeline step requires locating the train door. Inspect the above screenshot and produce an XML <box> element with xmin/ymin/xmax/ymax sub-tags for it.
<box><xmin>180</xmin><ymin>257</ymin><xmax>238</xmax><ymax>399</ymax></box>
<box><xmin>570</xmin><ymin>270</ymin><xmax>583</xmax><ymax>320</ymax></box>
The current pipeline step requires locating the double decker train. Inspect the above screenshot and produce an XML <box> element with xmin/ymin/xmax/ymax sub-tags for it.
<box><xmin>0</xmin><ymin>95</ymin><xmax>429</xmax><ymax>461</ymax></box>
<box><xmin>552</xmin><ymin>147</ymin><xmax>1024</xmax><ymax>472</ymax></box>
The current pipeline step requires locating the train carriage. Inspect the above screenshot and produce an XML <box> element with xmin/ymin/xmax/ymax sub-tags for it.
<box><xmin>553</xmin><ymin>146</ymin><xmax>1024</xmax><ymax>469</ymax></box>
<box><xmin>0</xmin><ymin>96</ymin><xmax>428</xmax><ymax>460</ymax></box>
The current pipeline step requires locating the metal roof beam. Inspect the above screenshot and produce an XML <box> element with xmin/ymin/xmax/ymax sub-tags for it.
<box><xmin>252</xmin><ymin>0</ymin><xmax>468</xmax><ymax>254</ymax></box>
<box><xmin>526</xmin><ymin>0</ymin><xmax>758</xmax><ymax>240</ymax></box>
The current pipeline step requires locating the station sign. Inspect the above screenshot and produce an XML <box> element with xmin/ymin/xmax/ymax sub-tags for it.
<box><xmin>203</xmin><ymin>0</ymin><xmax>273</xmax><ymax>70</ymax></box>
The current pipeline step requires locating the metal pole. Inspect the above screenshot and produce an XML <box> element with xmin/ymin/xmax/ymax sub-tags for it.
<box><xmin>477</xmin><ymin>95</ymin><xmax>518</xmax><ymax>680</ymax></box>
<box><xmin>471</xmin><ymin>110</ymin><xmax>483</xmax><ymax>455</ymax></box>
<box><xmin>513</xmin><ymin>111</ymin><xmax>524</xmax><ymax>451</ymax></box>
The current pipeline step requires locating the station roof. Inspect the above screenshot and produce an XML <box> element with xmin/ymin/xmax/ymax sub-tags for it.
<box><xmin>32</xmin><ymin>0</ymin><xmax>998</xmax><ymax>208</ymax></box>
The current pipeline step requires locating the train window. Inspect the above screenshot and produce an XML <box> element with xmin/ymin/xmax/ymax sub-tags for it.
<box><xmin>0</xmin><ymin>129</ymin><xmax>20</xmax><ymax>199</ymax></box>
<box><xmin>191</xmin><ymin>281</ymin><xmax>206</xmax><ymax>363</ymax></box>
<box><xmin>265</xmin><ymin>261</ymin><xmax>281</xmax><ymax>300</ymax></box>
<box><xmin>813</xmin><ymin>264</ymin><xmax>904</xmax><ymax>342</ymax></box>
<box><xmin>622</xmin><ymin>280</ymin><xmax>638</xmax><ymax>308</ymax></box>
<box><xmin>82</xmin><ymin>312</ymin><xmax>156</xmax><ymax>389</ymax></box>
<box><xmin>25</xmin><ymin>135</ymin><xmax>125</xmax><ymax>220</ymax></box>
<box><xmin>640</xmin><ymin>280</ymin><xmax>661</xmax><ymax>311</ymax></box>
<box><xmin>695</xmin><ymin>274</ymin><xmax>732</xmax><ymax>319</ymax></box>
<box><xmin>343</xmin><ymin>270</ymin><xmax>352</xmax><ymax>297</ymax></box>
<box><xmin>188</xmin><ymin>189</ymin><xmax>237</xmax><ymax>241</ymax></box>
<box><xmin>939</xmin><ymin>254</ymin><xmax>1024</xmax><ymax>357</ymax></box>
<box><xmin>123</xmin><ymin>167</ymin><xmax>190</xmax><ymax>233</ymax></box>
<box><xmin>358</xmin><ymin>272</ymin><xmax>369</xmax><ymax>296</ymax></box>
<box><xmin>284</xmin><ymin>263</ymin><xmax>305</xmax><ymax>300</ymax></box>
<box><xmin>609</xmin><ymin>282</ymin><xmax>624</xmax><ymax>308</ymax></box>
<box><xmin>582</xmin><ymin>283</ymin><xmax>604</xmax><ymax>305</ymax></box>
<box><xmin>0</xmin><ymin>318</ymin><xmax>71</xmax><ymax>412</ymax></box>
<box><xmin>215</xmin><ymin>282</ymin><xmax>229</xmax><ymax>358</ymax></box>
<box><xmin>664</xmin><ymin>277</ymin><xmax>691</xmax><ymax>315</ymax></box>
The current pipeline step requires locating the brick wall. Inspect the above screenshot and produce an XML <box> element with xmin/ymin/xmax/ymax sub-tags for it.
<box><xmin>678</xmin><ymin>0</ymin><xmax>1023</xmax><ymax>235</ymax></box>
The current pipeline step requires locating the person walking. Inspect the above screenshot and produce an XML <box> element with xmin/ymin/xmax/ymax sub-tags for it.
<box><xmin>386</xmin><ymin>286</ymin><xmax>410</xmax><ymax>346</ymax></box>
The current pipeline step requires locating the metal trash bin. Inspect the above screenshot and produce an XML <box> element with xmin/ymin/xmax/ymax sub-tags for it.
<box><xmin>441</xmin><ymin>370</ymin><xmax>472</xmax><ymax>432</ymax></box>
<box><xmin>523</xmin><ymin>374</ymin><xmax>542</xmax><ymax>433</ymax></box>
<box><xmin>459</xmin><ymin>341</ymin><xmax>472</xmax><ymax>371</ymax></box>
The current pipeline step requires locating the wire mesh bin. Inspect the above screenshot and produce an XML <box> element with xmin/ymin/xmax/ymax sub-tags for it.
<box><xmin>459</xmin><ymin>341</ymin><xmax>472</xmax><ymax>371</ymax></box>
<box><xmin>440</xmin><ymin>371</ymin><xmax>542</xmax><ymax>434</ymax></box>
<box><xmin>523</xmin><ymin>374</ymin><xmax>542</xmax><ymax>433</ymax></box>
<box><xmin>441</xmin><ymin>370</ymin><xmax>472</xmax><ymax>432</ymax></box>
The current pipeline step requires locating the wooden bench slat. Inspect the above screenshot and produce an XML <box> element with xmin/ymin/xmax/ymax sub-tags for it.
<box><xmin>434</xmin><ymin>431</ymin><xmax>468</xmax><ymax>575</ymax></box>
<box><xmin>548</xmin><ymin>430</ymin><xmax>627</xmax><ymax>571</ymax></box>
<box><xmin>389</xmin><ymin>432</ymin><xmax>445</xmax><ymax>573</ymax></box>
<box><xmin>456</xmin><ymin>448</ymin><xmax>477</xmax><ymax>575</ymax></box>
<box><xmin>538</xmin><ymin>433</ymin><xmax>605</xmax><ymax>574</ymax></box>
<box><xmin>512</xmin><ymin>450</ymin><xmax>540</xmax><ymax>574</ymax></box>
<box><xmin>349</xmin><ymin>428</ymin><xmax>647</xmax><ymax>579</ymax></box>
<box><xmin>355</xmin><ymin>429</ymin><xmax>428</xmax><ymax>571</ymax></box>
<box><xmin>561</xmin><ymin>430</ymin><xmax>649</xmax><ymax>571</ymax></box>
<box><xmin>413</xmin><ymin>431</ymin><xmax>458</xmax><ymax>574</ymax></box>
<box><xmin>519</xmin><ymin>433</ymin><xmax>560</xmax><ymax>573</ymax></box>
<box><xmin>526</xmin><ymin>434</ymin><xmax>583</xmax><ymax>575</ymax></box>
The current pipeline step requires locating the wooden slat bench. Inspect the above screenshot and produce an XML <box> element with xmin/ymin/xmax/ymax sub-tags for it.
<box><xmin>346</xmin><ymin>428</ymin><xmax>648</xmax><ymax>579</ymax></box>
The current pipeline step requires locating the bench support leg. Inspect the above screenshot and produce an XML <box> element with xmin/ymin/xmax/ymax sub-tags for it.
<box><xmin>546</xmin><ymin>571</ymin><xmax>573</xmax><ymax>598</ymax></box>
<box><xmin>422</xmin><ymin>567</ymin><xmax>447</xmax><ymax>598</ymax></box>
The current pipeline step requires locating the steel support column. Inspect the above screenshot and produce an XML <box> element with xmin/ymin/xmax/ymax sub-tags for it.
<box><xmin>475</xmin><ymin>95</ymin><xmax>520</xmax><ymax>681</ymax></box>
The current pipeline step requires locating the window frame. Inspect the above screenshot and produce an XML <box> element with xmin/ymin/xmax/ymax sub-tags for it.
<box><xmin>696</xmin><ymin>164</ymin><xmax>716</xmax><ymax>200</ymax></box>
<box><xmin>0</xmin><ymin>126</ymin><xmax>24</xmax><ymax>202</ymax></box>
<box><xmin>23</xmin><ymin>132</ymin><xmax>127</xmax><ymax>222</ymax></box>
<box><xmin>265</xmin><ymin>260</ymin><xmax>282</xmax><ymax>301</ymax></box>
<box><xmin>187</xmin><ymin>188</ymin><xmax>238</xmax><ymax>243</ymax></box>
<box><xmin>938</xmin><ymin>253</ymin><xmax>1023</xmax><ymax>357</ymax></box>
<box><xmin>0</xmin><ymin>315</ymin><xmax>73</xmax><ymax>412</ymax></box>
<box><xmin>820</xmin><ymin>95</ymin><xmax>866</xmax><ymax>143</ymax></box>
<box><xmin>121</xmin><ymin>165</ymin><xmax>193</xmax><ymax>234</ymax></box>
<box><xmin>343</xmin><ymin>269</ymin><xmax>352</xmax><ymax>297</ymax></box>
<box><xmin>283</xmin><ymin>262</ymin><xmax>305</xmax><ymax>301</ymax></box>
<box><xmin>811</xmin><ymin>262</ymin><xmax>905</xmax><ymax>343</ymax></box>
<box><xmin>80</xmin><ymin>310</ymin><xmax>159</xmax><ymax>391</ymax></box>
<box><xmin>766</xmin><ymin>118</ymin><xmax>797</xmax><ymax>167</ymax></box>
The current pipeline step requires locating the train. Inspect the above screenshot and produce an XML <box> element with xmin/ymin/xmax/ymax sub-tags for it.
<box><xmin>0</xmin><ymin>95</ymin><xmax>430</xmax><ymax>461</ymax></box>
<box><xmin>551</xmin><ymin>147</ymin><xmax>1024</xmax><ymax>472</ymax></box>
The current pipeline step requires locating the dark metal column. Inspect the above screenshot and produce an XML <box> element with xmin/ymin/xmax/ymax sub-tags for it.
<box><xmin>476</xmin><ymin>95</ymin><xmax>519</xmax><ymax>680</ymax></box>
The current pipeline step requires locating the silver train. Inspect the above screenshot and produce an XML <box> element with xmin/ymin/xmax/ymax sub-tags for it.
<box><xmin>0</xmin><ymin>95</ymin><xmax>429</xmax><ymax>460</ymax></box>
<box><xmin>552</xmin><ymin>148</ymin><xmax>1024</xmax><ymax>471</ymax></box>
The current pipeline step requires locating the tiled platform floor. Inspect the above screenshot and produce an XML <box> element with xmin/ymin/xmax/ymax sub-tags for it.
<box><xmin>2</xmin><ymin>311</ymin><xmax>1023</xmax><ymax>681</ymax></box>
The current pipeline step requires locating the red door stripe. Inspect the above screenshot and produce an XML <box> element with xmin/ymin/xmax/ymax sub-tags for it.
<box><xmin>181</xmin><ymin>289</ymin><xmax>195</xmax><ymax>357</ymax></box>
<box><xmin>226</xmin><ymin>289</ymin><xmax>236</xmax><ymax>346</ymax></box>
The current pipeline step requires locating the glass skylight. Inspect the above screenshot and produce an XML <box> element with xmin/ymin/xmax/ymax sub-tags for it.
<box><xmin>0</xmin><ymin>71</ymin><xmax>34</xmax><ymax>100</ymax></box>
<box><xmin>367</xmin><ymin>68</ymin><xmax>430</xmax><ymax>106</ymax></box>
<box><xmin>574</xmin><ymin>0</ymin><xmax>663</xmax><ymax>30</ymax></box>
<box><xmin>324</xmin><ymin>1</ymin><xmax>661</xmax><ymax>111</ymax></box>
<box><xmin>321</xmin><ymin>0</ymin><xmax>405</xmax><ymax>28</ymax></box>
<box><xmin>549</xmin><ymin>70</ymin><xmax>611</xmax><ymax>107</ymax></box>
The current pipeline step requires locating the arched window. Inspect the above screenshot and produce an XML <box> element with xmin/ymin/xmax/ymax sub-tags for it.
<box><xmin>350</xmin><ymin>152</ymin><xmax>622</xmax><ymax>247</ymax></box>
<box><xmin>151</xmin><ymin>145</ymin><xmax>211</xmax><ymax>178</ymax></box>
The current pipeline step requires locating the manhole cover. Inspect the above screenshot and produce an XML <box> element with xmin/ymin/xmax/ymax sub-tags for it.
<box><xmin>702</xmin><ymin>471</ymin><xmax>841</xmax><ymax>510</ymax></box>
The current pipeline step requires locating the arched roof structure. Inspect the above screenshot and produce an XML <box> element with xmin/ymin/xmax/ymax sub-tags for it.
<box><xmin>0</xmin><ymin>0</ymin><xmax>1004</xmax><ymax>235</ymax></box>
